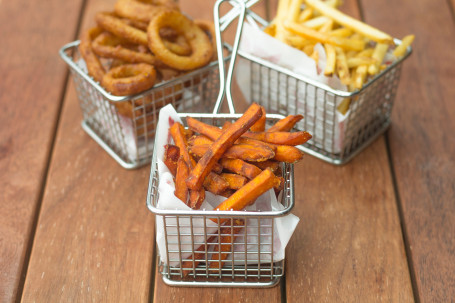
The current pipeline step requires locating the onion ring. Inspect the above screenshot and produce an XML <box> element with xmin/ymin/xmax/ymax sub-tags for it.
<box><xmin>194</xmin><ymin>19</ymin><xmax>217</xmax><ymax>59</ymax></box>
<box><xmin>79</xmin><ymin>27</ymin><xmax>106</xmax><ymax>83</ymax></box>
<box><xmin>92</xmin><ymin>31</ymin><xmax>161</xmax><ymax>65</ymax></box>
<box><xmin>147</xmin><ymin>11</ymin><xmax>213</xmax><ymax>71</ymax></box>
<box><xmin>95</xmin><ymin>12</ymin><xmax>148</xmax><ymax>46</ymax></box>
<box><xmin>102</xmin><ymin>63</ymin><xmax>157</xmax><ymax>96</ymax></box>
<box><xmin>114</xmin><ymin>0</ymin><xmax>178</xmax><ymax>23</ymax></box>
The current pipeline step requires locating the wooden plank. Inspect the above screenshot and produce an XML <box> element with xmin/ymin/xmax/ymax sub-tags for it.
<box><xmin>361</xmin><ymin>0</ymin><xmax>455</xmax><ymax>301</ymax></box>
<box><xmin>287</xmin><ymin>140</ymin><xmax>414</xmax><ymax>302</ymax></box>
<box><xmin>0</xmin><ymin>0</ymin><xmax>83</xmax><ymax>302</ymax></box>
<box><xmin>151</xmin><ymin>0</ymin><xmax>285</xmax><ymax>301</ymax></box>
<box><xmin>20</xmin><ymin>0</ymin><xmax>155</xmax><ymax>301</ymax></box>
<box><xmin>279</xmin><ymin>1</ymin><xmax>415</xmax><ymax>301</ymax></box>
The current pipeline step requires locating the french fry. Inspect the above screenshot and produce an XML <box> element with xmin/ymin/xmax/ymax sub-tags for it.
<box><xmin>347</xmin><ymin>56</ymin><xmax>375</xmax><ymax>68</ymax></box>
<box><xmin>170</xmin><ymin>122</ymin><xmax>196</xmax><ymax>168</ymax></box>
<box><xmin>324</xmin><ymin>43</ymin><xmax>336</xmax><ymax>76</ymax></box>
<box><xmin>298</xmin><ymin>7</ymin><xmax>313</xmax><ymax>23</ymax></box>
<box><xmin>181</xmin><ymin>235</ymin><xmax>218</xmax><ymax>277</ymax></box>
<box><xmin>337</xmin><ymin>98</ymin><xmax>351</xmax><ymax>115</ymax></box>
<box><xmin>329</xmin><ymin>27</ymin><xmax>353</xmax><ymax>38</ymax></box>
<box><xmin>284</xmin><ymin>21</ymin><xmax>365</xmax><ymax>51</ymax></box>
<box><xmin>267</xmin><ymin>115</ymin><xmax>304</xmax><ymax>132</ymax></box>
<box><xmin>368</xmin><ymin>43</ymin><xmax>389</xmax><ymax>75</ymax></box>
<box><xmin>187</xmin><ymin>118</ymin><xmax>277</xmax><ymax>152</ymax></box>
<box><xmin>249</xmin><ymin>160</ymin><xmax>281</xmax><ymax>174</ymax></box>
<box><xmin>215</xmin><ymin>168</ymin><xmax>280</xmax><ymax>212</ymax></box>
<box><xmin>186</xmin><ymin>103</ymin><xmax>263</xmax><ymax>190</ymax></box>
<box><xmin>186</xmin><ymin>117</ymin><xmax>222</xmax><ymax>141</ymax></box>
<box><xmin>393</xmin><ymin>34</ymin><xmax>414</xmax><ymax>58</ymax></box>
<box><xmin>303</xmin><ymin>16</ymin><xmax>331</xmax><ymax>29</ymax></box>
<box><xmin>189</xmin><ymin>144</ymin><xmax>275</xmax><ymax>162</ymax></box>
<box><xmin>169</xmin><ymin>122</ymin><xmax>205</xmax><ymax>209</ymax></box>
<box><xmin>209</xmin><ymin>220</ymin><xmax>244</xmax><ymax>269</ymax></box>
<box><xmin>163</xmin><ymin>144</ymin><xmax>180</xmax><ymax>176</ymax></box>
<box><xmin>174</xmin><ymin>156</ymin><xmax>189</xmax><ymax>204</ymax></box>
<box><xmin>189</xmin><ymin>187</ymin><xmax>205</xmax><ymax>209</ymax></box>
<box><xmin>250</xmin><ymin>106</ymin><xmax>266</xmax><ymax>132</ymax></box>
<box><xmin>288</xmin><ymin>0</ymin><xmax>303</xmax><ymax>23</ymax></box>
<box><xmin>335</xmin><ymin>47</ymin><xmax>351</xmax><ymax>85</ymax></box>
<box><xmin>222</xmin><ymin>120</ymin><xmax>232</xmax><ymax>130</ymax></box>
<box><xmin>353</xmin><ymin>64</ymin><xmax>368</xmax><ymax>89</ymax></box>
<box><xmin>220</xmin><ymin>173</ymin><xmax>248</xmax><ymax>190</ymax></box>
<box><xmin>243</xmin><ymin>130</ymin><xmax>312</xmax><ymax>146</ymax></box>
<box><xmin>305</xmin><ymin>0</ymin><xmax>394</xmax><ymax>44</ymax></box>
<box><xmin>203</xmin><ymin>172</ymin><xmax>229</xmax><ymax>195</ymax></box>
<box><xmin>287</xmin><ymin>36</ymin><xmax>314</xmax><ymax>49</ymax></box>
<box><xmin>273</xmin><ymin>145</ymin><xmax>305</xmax><ymax>163</ymax></box>
<box><xmin>318</xmin><ymin>18</ymin><xmax>334</xmax><ymax>33</ymax></box>
<box><xmin>220</xmin><ymin>158</ymin><xmax>262</xmax><ymax>179</ymax></box>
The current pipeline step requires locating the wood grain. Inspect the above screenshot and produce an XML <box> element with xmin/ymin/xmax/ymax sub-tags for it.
<box><xmin>287</xmin><ymin>140</ymin><xmax>414</xmax><ymax>302</ymax></box>
<box><xmin>361</xmin><ymin>0</ymin><xmax>455</xmax><ymax>301</ymax></box>
<box><xmin>280</xmin><ymin>1</ymin><xmax>414</xmax><ymax>301</ymax></box>
<box><xmin>150</xmin><ymin>0</ymin><xmax>284</xmax><ymax>301</ymax></box>
<box><xmin>0</xmin><ymin>0</ymin><xmax>83</xmax><ymax>302</ymax></box>
<box><xmin>20</xmin><ymin>0</ymin><xmax>155</xmax><ymax>301</ymax></box>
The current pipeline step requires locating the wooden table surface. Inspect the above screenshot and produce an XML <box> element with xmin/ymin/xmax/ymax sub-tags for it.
<box><xmin>1</xmin><ymin>0</ymin><xmax>454</xmax><ymax>302</ymax></box>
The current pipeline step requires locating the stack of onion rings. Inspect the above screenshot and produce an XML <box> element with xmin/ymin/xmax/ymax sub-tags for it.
<box><xmin>78</xmin><ymin>0</ymin><xmax>215</xmax><ymax>100</ymax></box>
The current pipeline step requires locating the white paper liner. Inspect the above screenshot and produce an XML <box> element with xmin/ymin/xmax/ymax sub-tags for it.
<box><xmin>154</xmin><ymin>104</ymin><xmax>300</xmax><ymax>267</ymax></box>
<box><xmin>236</xmin><ymin>22</ymin><xmax>350</xmax><ymax>153</ymax></box>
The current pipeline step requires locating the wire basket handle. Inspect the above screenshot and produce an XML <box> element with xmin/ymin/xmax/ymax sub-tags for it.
<box><xmin>212</xmin><ymin>0</ymin><xmax>247</xmax><ymax>115</ymax></box>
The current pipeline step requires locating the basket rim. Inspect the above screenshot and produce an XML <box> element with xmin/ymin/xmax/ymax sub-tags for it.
<box><xmin>233</xmin><ymin>37</ymin><xmax>412</xmax><ymax>98</ymax></box>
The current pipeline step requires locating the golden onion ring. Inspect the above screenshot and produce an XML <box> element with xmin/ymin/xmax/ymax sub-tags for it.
<box><xmin>147</xmin><ymin>11</ymin><xmax>213</xmax><ymax>71</ymax></box>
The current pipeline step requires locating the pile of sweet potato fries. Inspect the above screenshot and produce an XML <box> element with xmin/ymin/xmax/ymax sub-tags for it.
<box><xmin>164</xmin><ymin>103</ymin><xmax>311</xmax><ymax>211</ymax></box>
<box><xmin>162</xmin><ymin>102</ymin><xmax>311</xmax><ymax>271</ymax></box>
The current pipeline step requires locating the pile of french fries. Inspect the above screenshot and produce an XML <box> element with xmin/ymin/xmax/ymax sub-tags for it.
<box><xmin>265</xmin><ymin>0</ymin><xmax>414</xmax><ymax>112</ymax></box>
<box><xmin>162</xmin><ymin>103</ymin><xmax>311</xmax><ymax>271</ymax></box>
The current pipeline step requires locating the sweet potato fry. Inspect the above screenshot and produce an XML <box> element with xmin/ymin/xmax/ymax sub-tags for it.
<box><xmin>215</xmin><ymin>168</ymin><xmax>280</xmax><ymax>212</ymax></box>
<box><xmin>188</xmin><ymin>135</ymin><xmax>213</xmax><ymax>146</ymax></box>
<box><xmin>250</xmin><ymin>106</ymin><xmax>266</xmax><ymax>132</ymax></box>
<box><xmin>266</xmin><ymin>115</ymin><xmax>304</xmax><ymax>132</ymax></box>
<box><xmin>189</xmin><ymin>188</ymin><xmax>205</xmax><ymax>209</ymax></box>
<box><xmin>222</xmin><ymin>121</ymin><xmax>232</xmax><ymax>130</ymax></box>
<box><xmin>220</xmin><ymin>173</ymin><xmax>248</xmax><ymax>190</ymax></box>
<box><xmin>243</xmin><ymin>130</ymin><xmax>312</xmax><ymax>146</ymax></box>
<box><xmin>174</xmin><ymin>156</ymin><xmax>189</xmax><ymax>204</ymax></box>
<box><xmin>273</xmin><ymin>145</ymin><xmax>305</xmax><ymax>163</ymax></box>
<box><xmin>209</xmin><ymin>220</ymin><xmax>244</xmax><ymax>269</ymax></box>
<box><xmin>181</xmin><ymin>235</ymin><xmax>217</xmax><ymax>277</ymax></box>
<box><xmin>189</xmin><ymin>144</ymin><xmax>275</xmax><ymax>162</ymax></box>
<box><xmin>169</xmin><ymin>122</ymin><xmax>196</xmax><ymax>168</ymax></box>
<box><xmin>250</xmin><ymin>160</ymin><xmax>281</xmax><ymax>173</ymax></box>
<box><xmin>169</xmin><ymin>122</ymin><xmax>205</xmax><ymax>209</ymax></box>
<box><xmin>190</xmin><ymin>132</ymin><xmax>277</xmax><ymax>154</ymax></box>
<box><xmin>203</xmin><ymin>172</ymin><xmax>229</xmax><ymax>195</ymax></box>
<box><xmin>186</xmin><ymin>103</ymin><xmax>263</xmax><ymax>190</ymax></box>
<box><xmin>186</xmin><ymin>117</ymin><xmax>223</xmax><ymax>141</ymax></box>
<box><xmin>220</xmin><ymin>158</ymin><xmax>262</xmax><ymax>179</ymax></box>
<box><xmin>163</xmin><ymin>144</ymin><xmax>180</xmax><ymax>176</ymax></box>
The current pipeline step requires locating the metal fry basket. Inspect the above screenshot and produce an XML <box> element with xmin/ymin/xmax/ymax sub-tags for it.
<box><xmin>147</xmin><ymin>0</ymin><xmax>297</xmax><ymax>287</ymax></box>
<box><xmin>234</xmin><ymin>12</ymin><xmax>412</xmax><ymax>165</ymax></box>
<box><xmin>59</xmin><ymin>42</ymin><xmax>222</xmax><ymax>169</ymax></box>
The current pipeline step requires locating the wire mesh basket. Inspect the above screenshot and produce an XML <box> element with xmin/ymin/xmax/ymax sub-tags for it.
<box><xmin>59</xmin><ymin>41</ymin><xmax>223</xmax><ymax>169</ymax></box>
<box><xmin>147</xmin><ymin>0</ymin><xmax>298</xmax><ymax>287</ymax></box>
<box><xmin>234</xmin><ymin>14</ymin><xmax>412</xmax><ymax>165</ymax></box>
